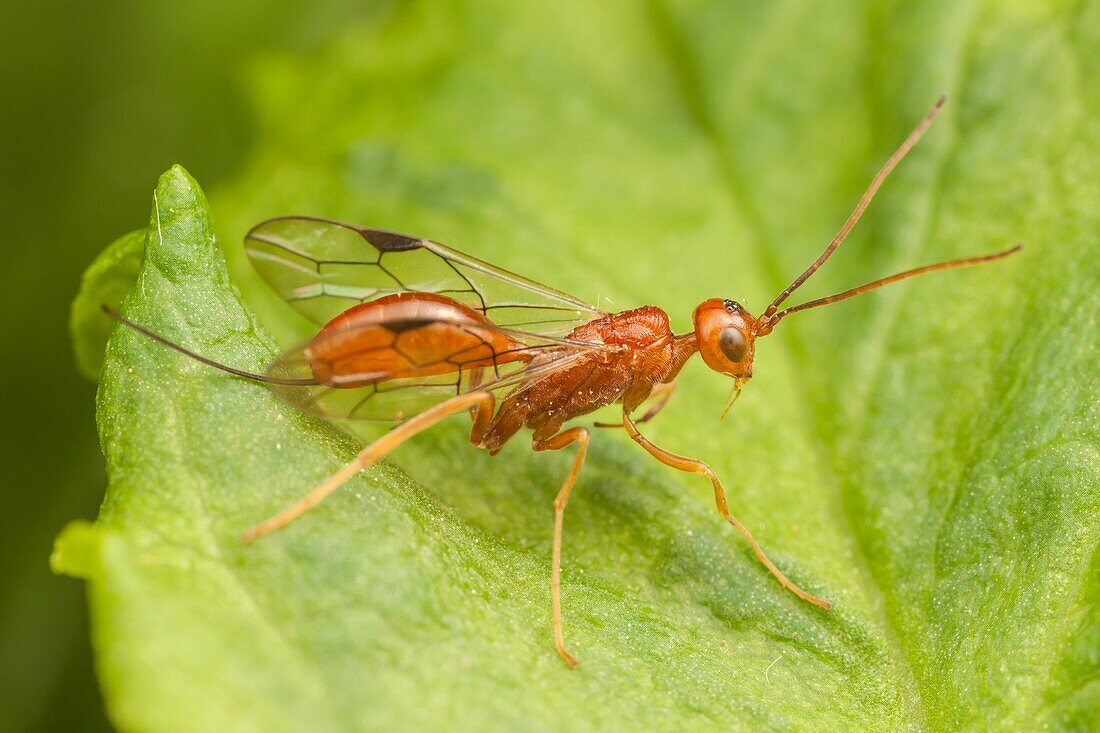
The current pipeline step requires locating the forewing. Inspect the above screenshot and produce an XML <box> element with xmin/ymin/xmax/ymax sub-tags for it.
<box><xmin>245</xmin><ymin>216</ymin><xmax>603</xmax><ymax>335</ymax></box>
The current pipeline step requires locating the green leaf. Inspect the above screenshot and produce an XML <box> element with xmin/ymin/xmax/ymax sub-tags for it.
<box><xmin>60</xmin><ymin>2</ymin><xmax>1099</xmax><ymax>730</ymax></box>
<box><xmin>70</xmin><ymin>229</ymin><xmax>144</xmax><ymax>380</ymax></box>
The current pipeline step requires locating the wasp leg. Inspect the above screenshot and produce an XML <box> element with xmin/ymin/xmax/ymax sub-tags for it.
<box><xmin>594</xmin><ymin>382</ymin><xmax>676</xmax><ymax>428</ymax></box>
<box><xmin>622</xmin><ymin>410</ymin><xmax>831</xmax><ymax>610</ymax></box>
<box><xmin>240</xmin><ymin>391</ymin><xmax>496</xmax><ymax>544</ymax></box>
<box><xmin>531</xmin><ymin>426</ymin><xmax>590</xmax><ymax>668</ymax></box>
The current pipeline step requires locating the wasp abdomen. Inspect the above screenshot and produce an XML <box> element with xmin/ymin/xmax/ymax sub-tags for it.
<box><xmin>308</xmin><ymin>293</ymin><xmax>529</xmax><ymax>387</ymax></box>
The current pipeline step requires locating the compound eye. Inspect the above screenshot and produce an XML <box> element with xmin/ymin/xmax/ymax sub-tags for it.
<box><xmin>719</xmin><ymin>327</ymin><xmax>748</xmax><ymax>362</ymax></box>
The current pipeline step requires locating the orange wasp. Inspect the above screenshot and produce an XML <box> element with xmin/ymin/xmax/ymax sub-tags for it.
<box><xmin>109</xmin><ymin>97</ymin><xmax>1019</xmax><ymax>666</ymax></box>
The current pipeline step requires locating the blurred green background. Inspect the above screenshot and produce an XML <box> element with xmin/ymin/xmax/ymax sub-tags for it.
<box><xmin>0</xmin><ymin>3</ymin><xmax>377</xmax><ymax>730</ymax></box>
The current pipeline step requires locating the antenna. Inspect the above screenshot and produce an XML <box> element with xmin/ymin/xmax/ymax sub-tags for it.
<box><xmin>758</xmin><ymin>95</ymin><xmax>947</xmax><ymax>331</ymax></box>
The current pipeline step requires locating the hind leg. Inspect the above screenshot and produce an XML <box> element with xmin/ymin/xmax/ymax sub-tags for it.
<box><xmin>241</xmin><ymin>391</ymin><xmax>496</xmax><ymax>544</ymax></box>
<box><xmin>532</xmin><ymin>426</ymin><xmax>590</xmax><ymax>667</ymax></box>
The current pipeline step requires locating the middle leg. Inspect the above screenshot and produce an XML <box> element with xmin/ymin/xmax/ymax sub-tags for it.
<box><xmin>594</xmin><ymin>382</ymin><xmax>676</xmax><ymax>428</ymax></box>
<box><xmin>532</xmin><ymin>426</ymin><xmax>589</xmax><ymax>668</ymax></box>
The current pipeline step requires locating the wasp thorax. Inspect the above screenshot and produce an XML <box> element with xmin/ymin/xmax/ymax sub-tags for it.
<box><xmin>693</xmin><ymin>298</ymin><xmax>756</xmax><ymax>379</ymax></box>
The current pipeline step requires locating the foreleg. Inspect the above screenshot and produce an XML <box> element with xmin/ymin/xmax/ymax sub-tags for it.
<box><xmin>622</xmin><ymin>410</ymin><xmax>830</xmax><ymax>610</ymax></box>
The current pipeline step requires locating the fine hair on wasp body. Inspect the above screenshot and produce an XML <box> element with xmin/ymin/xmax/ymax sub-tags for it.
<box><xmin>106</xmin><ymin>95</ymin><xmax>1021</xmax><ymax>668</ymax></box>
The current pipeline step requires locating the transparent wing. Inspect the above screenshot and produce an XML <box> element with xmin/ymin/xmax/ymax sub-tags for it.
<box><xmin>245</xmin><ymin>216</ymin><xmax>603</xmax><ymax>336</ymax></box>
<box><xmin>265</xmin><ymin>325</ymin><xmax>604</xmax><ymax>423</ymax></box>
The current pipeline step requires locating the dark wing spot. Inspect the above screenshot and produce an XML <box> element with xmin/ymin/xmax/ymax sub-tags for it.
<box><xmin>382</xmin><ymin>318</ymin><xmax>435</xmax><ymax>334</ymax></box>
<box><xmin>357</xmin><ymin>227</ymin><xmax>423</xmax><ymax>252</ymax></box>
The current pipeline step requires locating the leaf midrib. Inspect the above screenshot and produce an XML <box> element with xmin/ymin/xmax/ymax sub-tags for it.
<box><xmin>131</xmin><ymin>211</ymin><xmax>346</xmax><ymax>731</ymax></box>
<box><xmin>641</xmin><ymin>1</ymin><xmax>997</xmax><ymax>726</ymax></box>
